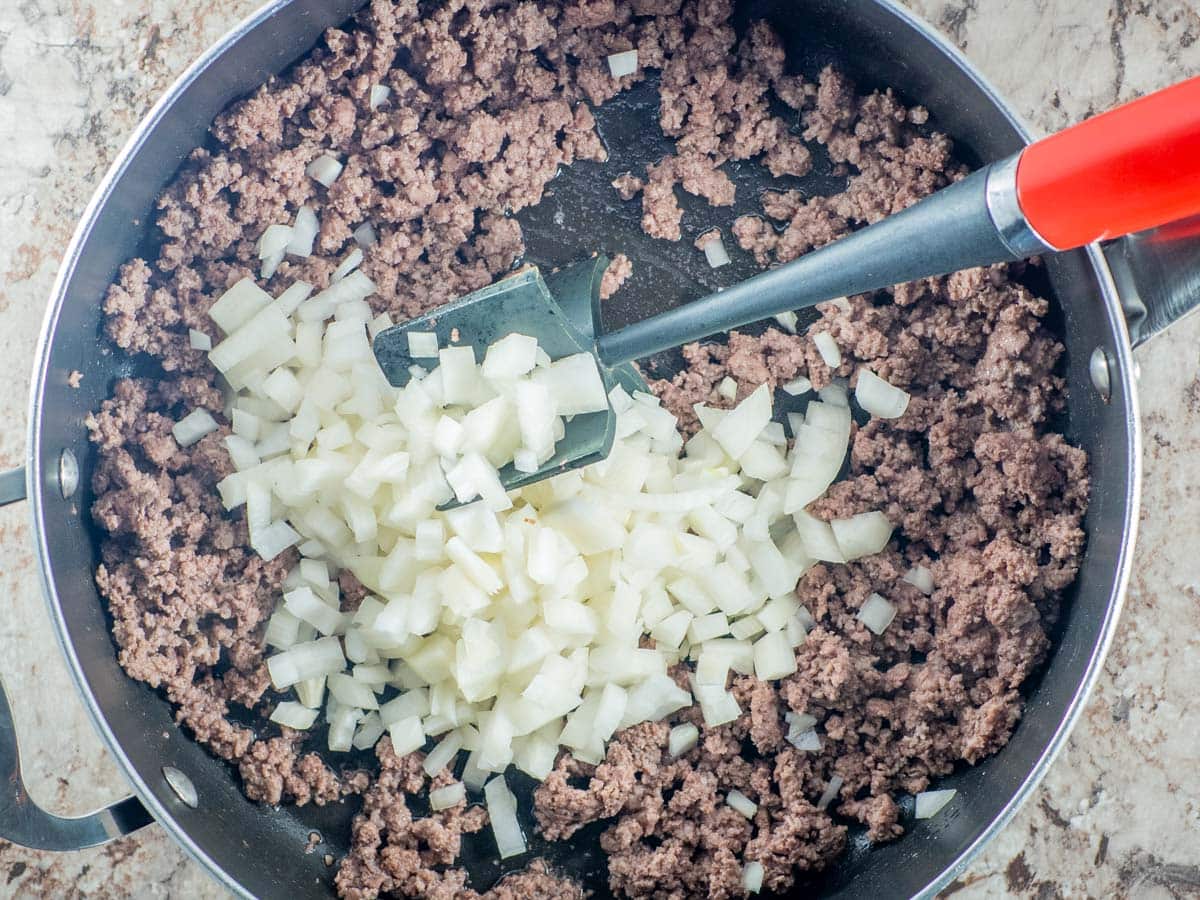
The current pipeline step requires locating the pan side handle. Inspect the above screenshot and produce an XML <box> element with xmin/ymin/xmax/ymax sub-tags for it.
<box><xmin>1104</xmin><ymin>213</ymin><xmax>1200</xmax><ymax>347</ymax></box>
<box><xmin>0</xmin><ymin>466</ymin><xmax>154</xmax><ymax>850</ymax></box>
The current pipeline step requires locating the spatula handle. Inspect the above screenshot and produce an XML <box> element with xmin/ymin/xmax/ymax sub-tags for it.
<box><xmin>596</xmin><ymin>76</ymin><xmax>1200</xmax><ymax>369</ymax></box>
<box><xmin>1016</xmin><ymin>76</ymin><xmax>1200</xmax><ymax>249</ymax></box>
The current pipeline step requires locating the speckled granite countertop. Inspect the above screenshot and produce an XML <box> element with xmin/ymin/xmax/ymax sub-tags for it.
<box><xmin>0</xmin><ymin>1</ymin><xmax>1196</xmax><ymax>897</ymax></box>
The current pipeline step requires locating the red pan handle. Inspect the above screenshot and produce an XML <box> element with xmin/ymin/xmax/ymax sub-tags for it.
<box><xmin>1016</xmin><ymin>76</ymin><xmax>1200</xmax><ymax>249</ymax></box>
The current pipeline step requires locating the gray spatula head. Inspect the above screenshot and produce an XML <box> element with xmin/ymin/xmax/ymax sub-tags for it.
<box><xmin>372</xmin><ymin>256</ymin><xmax>647</xmax><ymax>499</ymax></box>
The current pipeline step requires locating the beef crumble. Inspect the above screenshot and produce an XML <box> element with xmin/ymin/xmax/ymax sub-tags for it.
<box><xmin>88</xmin><ymin>0</ymin><xmax>1088</xmax><ymax>897</ymax></box>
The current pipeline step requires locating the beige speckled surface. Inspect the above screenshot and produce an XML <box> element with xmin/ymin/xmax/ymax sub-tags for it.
<box><xmin>0</xmin><ymin>1</ymin><xmax>1197</xmax><ymax>896</ymax></box>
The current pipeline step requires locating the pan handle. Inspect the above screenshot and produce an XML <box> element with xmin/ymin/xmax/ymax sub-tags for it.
<box><xmin>0</xmin><ymin>466</ymin><xmax>154</xmax><ymax>850</ymax></box>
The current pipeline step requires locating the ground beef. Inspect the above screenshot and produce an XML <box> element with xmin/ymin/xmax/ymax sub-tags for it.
<box><xmin>88</xmin><ymin>1</ymin><xmax>1088</xmax><ymax>897</ymax></box>
<box><xmin>600</xmin><ymin>252</ymin><xmax>634</xmax><ymax>300</ymax></box>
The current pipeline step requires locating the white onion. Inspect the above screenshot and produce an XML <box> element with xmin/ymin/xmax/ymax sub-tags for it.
<box><xmin>407</xmin><ymin>331</ymin><xmax>439</xmax><ymax>358</ymax></box>
<box><xmin>856</xmin><ymin>368</ymin><xmax>910</xmax><ymax>419</ymax></box>
<box><xmin>857</xmin><ymin>592</ymin><xmax>897</xmax><ymax>635</ymax></box>
<box><xmin>354</xmin><ymin>221</ymin><xmax>378</xmax><ymax>248</ymax></box>
<box><xmin>208</xmin><ymin>277</ymin><xmax>271</xmax><ymax>334</ymax></box>
<box><xmin>484</xmin><ymin>775</ymin><xmax>526</xmax><ymax>859</ymax></box>
<box><xmin>711</xmin><ymin>383</ymin><xmax>772</xmax><ymax>460</ymax></box>
<box><xmin>781</xmin><ymin>375</ymin><xmax>811</xmax><ymax>396</ymax></box>
<box><xmin>331</xmin><ymin>247</ymin><xmax>364</xmax><ymax>282</ymax></box>
<box><xmin>369</xmin><ymin>84</ymin><xmax>391</xmax><ymax>109</ymax></box>
<box><xmin>726</xmin><ymin>789</ymin><xmax>757</xmax><ymax>819</ymax></box>
<box><xmin>668</xmin><ymin>722</ymin><xmax>699</xmax><ymax>757</ymax></box>
<box><xmin>422</xmin><ymin>730</ymin><xmax>463</xmax><ymax>776</ymax></box>
<box><xmin>353</xmin><ymin>712</ymin><xmax>386</xmax><ymax>750</ymax></box>
<box><xmin>388</xmin><ymin>714</ymin><xmax>426</xmax><ymax>755</ymax></box>
<box><xmin>817</xmin><ymin>774</ymin><xmax>843</xmax><ymax>811</ymax></box>
<box><xmin>742</xmin><ymin>861</ymin><xmax>764</xmax><ymax>893</ymax></box>
<box><xmin>287</xmin><ymin>206</ymin><xmax>319</xmax><ymax>257</ymax></box>
<box><xmin>903</xmin><ymin>565</ymin><xmax>935</xmax><ymax>594</ymax></box>
<box><xmin>306</xmin><ymin>154</ymin><xmax>344</xmax><ymax>188</ymax></box>
<box><xmin>915</xmin><ymin>788</ymin><xmax>956</xmax><ymax>819</ymax></box>
<box><xmin>267</xmin><ymin>636</ymin><xmax>345</xmax><ymax>689</ymax></box>
<box><xmin>752</xmin><ymin>630</ymin><xmax>797</xmax><ymax>680</ymax></box>
<box><xmin>788</xmin><ymin>728</ymin><xmax>821</xmax><ymax>752</ymax></box>
<box><xmin>812</xmin><ymin>331</ymin><xmax>841</xmax><ymax>368</ymax></box>
<box><xmin>430</xmin><ymin>782</ymin><xmax>466</xmax><ymax>811</ymax></box>
<box><xmin>831</xmin><ymin>511</ymin><xmax>893</xmax><ymax>561</ymax></box>
<box><xmin>270</xmin><ymin>700</ymin><xmax>318</xmax><ymax>730</ymax></box>
<box><xmin>702</xmin><ymin>234</ymin><xmax>731</xmax><ymax>268</ymax></box>
<box><xmin>773</xmin><ymin>311</ymin><xmax>798</xmax><ymax>334</ymax></box>
<box><xmin>258</xmin><ymin>223</ymin><xmax>293</xmax><ymax>279</ymax></box>
<box><xmin>189</xmin><ymin>328</ymin><xmax>212</xmax><ymax>351</ymax></box>
<box><xmin>607</xmin><ymin>49</ymin><xmax>638</xmax><ymax>78</ymax></box>
<box><xmin>172</xmin><ymin>408</ymin><xmax>219</xmax><ymax>447</ymax></box>
<box><xmin>482</xmin><ymin>333</ymin><xmax>538</xmax><ymax>380</ymax></box>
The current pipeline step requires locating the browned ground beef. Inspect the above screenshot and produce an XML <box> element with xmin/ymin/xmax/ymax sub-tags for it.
<box><xmin>87</xmin><ymin>1</ymin><xmax>1089</xmax><ymax>897</ymax></box>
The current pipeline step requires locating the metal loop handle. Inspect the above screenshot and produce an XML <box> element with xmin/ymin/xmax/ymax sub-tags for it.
<box><xmin>0</xmin><ymin>466</ymin><xmax>154</xmax><ymax>850</ymax></box>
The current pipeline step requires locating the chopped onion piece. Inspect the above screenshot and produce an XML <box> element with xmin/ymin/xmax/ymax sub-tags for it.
<box><xmin>856</xmin><ymin>368</ymin><xmax>910</xmax><ymax>419</ymax></box>
<box><xmin>903</xmin><ymin>565</ymin><xmax>935</xmax><ymax>594</ymax></box>
<box><xmin>726</xmin><ymin>789</ymin><xmax>757</xmax><ymax>819</ymax></box>
<box><xmin>915</xmin><ymin>788</ymin><xmax>957</xmax><ymax>819</ymax></box>
<box><xmin>369</xmin><ymin>84</ymin><xmax>391</xmax><ymax>109</ymax></box>
<box><xmin>353</xmin><ymin>221</ymin><xmax>378</xmax><ymax>247</ymax></box>
<box><xmin>812</xmin><ymin>331</ymin><xmax>841</xmax><ymax>368</ymax></box>
<box><xmin>773</xmin><ymin>311</ymin><xmax>798</xmax><ymax>334</ymax></box>
<box><xmin>607</xmin><ymin>49</ymin><xmax>638</xmax><ymax>78</ymax></box>
<box><xmin>388</xmin><ymin>715</ymin><xmax>425</xmax><ymax>756</ymax></box>
<box><xmin>287</xmin><ymin>206</ymin><xmax>319</xmax><ymax>257</ymax></box>
<box><xmin>668</xmin><ymin>723</ymin><xmax>699</xmax><ymax>757</ymax></box>
<box><xmin>782</xmin><ymin>375</ymin><xmax>812</xmax><ymax>396</ymax></box>
<box><xmin>252</xmin><ymin>520</ymin><xmax>301</xmax><ymax>560</ymax></box>
<box><xmin>189</xmin><ymin>328</ymin><xmax>212</xmax><ymax>351</ymax></box>
<box><xmin>716</xmin><ymin>376</ymin><xmax>738</xmax><ymax>401</ymax></box>
<box><xmin>817</xmin><ymin>774</ymin><xmax>844</xmax><ymax>811</ymax></box>
<box><xmin>788</xmin><ymin>728</ymin><xmax>821</xmax><ymax>752</ymax></box>
<box><xmin>702</xmin><ymin>234</ymin><xmax>731</xmax><ymax>268</ymax></box>
<box><xmin>831</xmin><ymin>511</ymin><xmax>893</xmax><ymax>561</ymax></box>
<box><xmin>753</xmin><ymin>630</ymin><xmax>797</xmax><ymax>680</ymax></box>
<box><xmin>422</xmin><ymin>730</ymin><xmax>463</xmax><ymax>776</ymax></box>
<box><xmin>484</xmin><ymin>775</ymin><xmax>527</xmax><ymax>859</ymax></box>
<box><xmin>742</xmin><ymin>861</ymin><xmax>764</xmax><ymax>893</ymax></box>
<box><xmin>712</xmin><ymin>383</ymin><xmax>772</xmax><ymax>460</ymax></box>
<box><xmin>306</xmin><ymin>154</ymin><xmax>344</xmax><ymax>188</ymax></box>
<box><xmin>267</xmin><ymin>636</ymin><xmax>345</xmax><ymax>689</ymax></box>
<box><xmin>857</xmin><ymin>592</ymin><xmax>897</xmax><ymax>635</ymax></box>
<box><xmin>331</xmin><ymin>247</ymin><xmax>364</xmax><ymax>282</ymax></box>
<box><xmin>430</xmin><ymin>782</ymin><xmax>466</xmax><ymax>811</ymax></box>
<box><xmin>172</xmin><ymin>409</ymin><xmax>218</xmax><ymax>447</ymax></box>
<box><xmin>270</xmin><ymin>701</ymin><xmax>318</xmax><ymax>730</ymax></box>
<box><xmin>258</xmin><ymin>223</ymin><xmax>293</xmax><ymax>279</ymax></box>
<box><xmin>407</xmin><ymin>331</ymin><xmax>439</xmax><ymax>358</ymax></box>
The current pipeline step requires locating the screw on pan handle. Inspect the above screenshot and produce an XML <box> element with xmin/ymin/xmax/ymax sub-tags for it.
<box><xmin>0</xmin><ymin>465</ymin><xmax>154</xmax><ymax>850</ymax></box>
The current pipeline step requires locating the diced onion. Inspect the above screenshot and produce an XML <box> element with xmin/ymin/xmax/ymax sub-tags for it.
<box><xmin>287</xmin><ymin>206</ymin><xmax>319</xmax><ymax>257</ymax></box>
<box><xmin>430</xmin><ymin>782</ymin><xmax>466</xmax><ymax>811</ymax></box>
<box><xmin>607</xmin><ymin>49</ymin><xmax>638</xmax><ymax>78</ymax></box>
<box><xmin>831</xmin><ymin>511</ymin><xmax>893</xmax><ymax>561</ymax></box>
<box><xmin>915</xmin><ymin>788</ymin><xmax>957</xmax><ymax>819</ymax></box>
<box><xmin>742</xmin><ymin>861</ymin><xmax>764</xmax><ymax>893</ymax></box>
<box><xmin>752</xmin><ymin>630</ymin><xmax>797</xmax><ymax>680</ymax></box>
<box><xmin>856</xmin><ymin>368</ymin><xmax>910</xmax><ymax>419</ymax></box>
<box><xmin>484</xmin><ymin>775</ymin><xmax>527</xmax><ymax>859</ymax></box>
<box><xmin>726</xmin><ymin>789</ymin><xmax>757</xmax><ymax>819</ymax></box>
<box><xmin>270</xmin><ymin>701</ymin><xmax>318</xmax><ymax>730</ymax></box>
<box><xmin>369</xmin><ymin>84</ymin><xmax>391</xmax><ymax>109</ymax></box>
<box><xmin>407</xmin><ymin>331</ymin><xmax>439</xmax><ymax>358</ymax></box>
<box><xmin>787</xmin><ymin>728</ymin><xmax>821</xmax><ymax>752</ymax></box>
<box><xmin>668</xmin><ymin>723</ymin><xmax>699</xmax><ymax>757</ymax></box>
<box><xmin>267</xmin><ymin>636</ymin><xmax>345</xmax><ymax>689</ymax></box>
<box><xmin>332</xmin><ymin>248</ymin><xmax>364</xmax><ymax>282</ymax></box>
<box><xmin>812</xmin><ymin>331</ymin><xmax>841</xmax><ymax>368</ymax></box>
<box><xmin>817</xmin><ymin>774</ymin><xmax>843</xmax><ymax>811</ymax></box>
<box><xmin>702</xmin><ymin>234</ymin><xmax>731</xmax><ymax>268</ymax></box>
<box><xmin>903</xmin><ymin>565</ymin><xmax>935</xmax><ymax>594</ymax></box>
<box><xmin>422</xmin><ymin>731</ymin><xmax>463</xmax><ymax>776</ymax></box>
<box><xmin>857</xmin><ymin>592</ymin><xmax>897</xmax><ymax>635</ymax></box>
<box><xmin>781</xmin><ymin>375</ymin><xmax>811</xmax><ymax>396</ymax></box>
<box><xmin>774</xmin><ymin>311</ymin><xmax>798</xmax><ymax>334</ymax></box>
<box><xmin>306</xmin><ymin>154</ymin><xmax>344</xmax><ymax>188</ymax></box>
<box><xmin>189</xmin><ymin>328</ymin><xmax>212</xmax><ymax>351</ymax></box>
<box><xmin>172</xmin><ymin>409</ymin><xmax>219</xmax><ymax>447</ymax></box>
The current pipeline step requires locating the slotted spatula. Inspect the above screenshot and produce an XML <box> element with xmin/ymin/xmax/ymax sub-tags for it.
<box><xmin>373</xmin><ymin>76</ymin><xmax>1200</xmax><ymax>491</ymax></box>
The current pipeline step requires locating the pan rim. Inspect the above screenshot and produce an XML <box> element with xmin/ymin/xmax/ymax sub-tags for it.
<box><xmin>23</xmin><ymin>1</ymin><xmax>1141</xmax><ymax>897</ymax></box>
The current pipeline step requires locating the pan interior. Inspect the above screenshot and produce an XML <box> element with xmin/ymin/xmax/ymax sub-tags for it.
<box><xmin>30</xmin><ymin>1</ymin><xmax>1134</xmax><ymax>898</ymax></box>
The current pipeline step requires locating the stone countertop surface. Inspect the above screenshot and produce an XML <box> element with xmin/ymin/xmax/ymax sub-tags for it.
<box><xmin>0</xmin><ymin>0</ymin><xmax>1197</xmax><ymax>897</ymax></box>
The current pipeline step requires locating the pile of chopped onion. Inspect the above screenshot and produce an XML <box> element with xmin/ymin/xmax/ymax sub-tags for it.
<box><xmin>192</xmin><ymin>235</ymin><xmax>918</xmax><ymax>859</ymax></box>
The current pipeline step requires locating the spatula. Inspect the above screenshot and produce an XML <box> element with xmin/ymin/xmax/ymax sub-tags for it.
<box><xmin>373</xmin><ymin>76</ymin><xmax>1200</xmax><ymax>492</ymax></box>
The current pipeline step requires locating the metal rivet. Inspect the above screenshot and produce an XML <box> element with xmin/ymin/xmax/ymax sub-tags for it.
<box><xmin>58</xmin><ymin>449</ymin><xmax>79</xmax><ymax>500</ymax></box>
<box><xmin>162</xmin><ymin>766</ymin><xmax>198</xmax><ymax>809</ymax></box>
<box><xmin>1088</xmin><ymin>347</ymin><xmax>1112</xmax><ymax>403</ymax></box>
